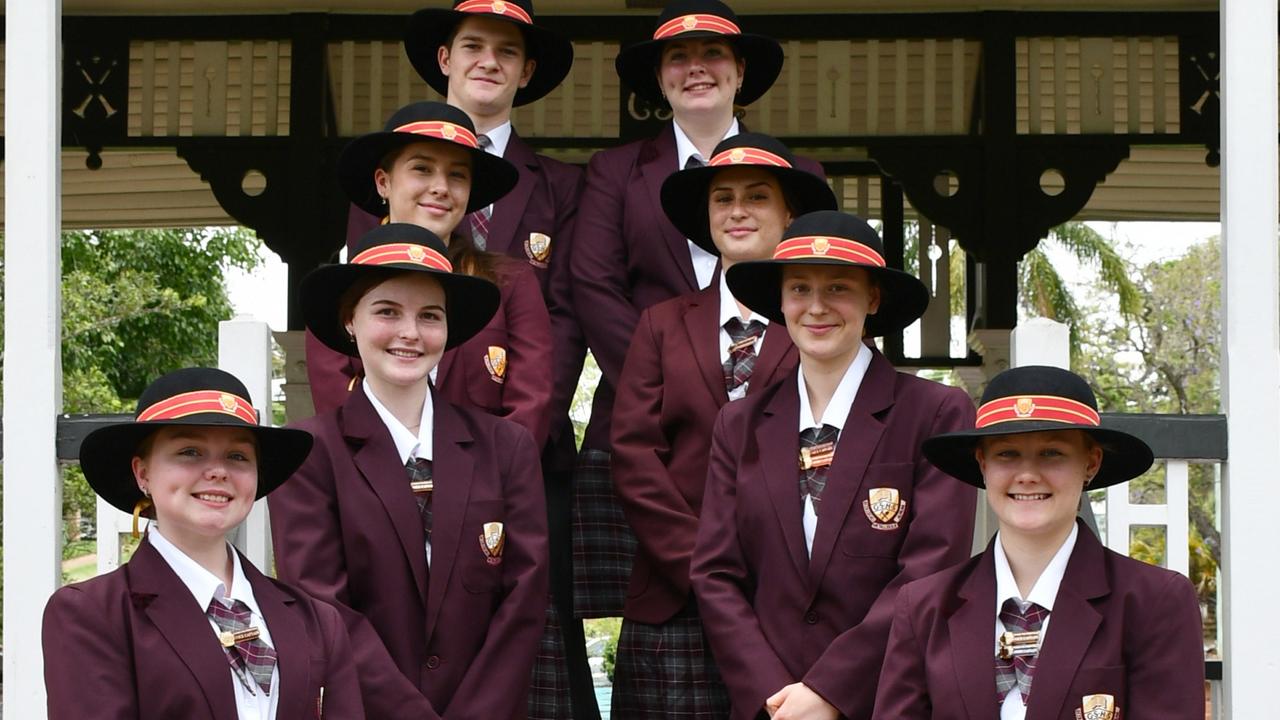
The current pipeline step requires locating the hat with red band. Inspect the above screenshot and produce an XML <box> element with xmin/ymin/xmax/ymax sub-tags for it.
<box><xmin>338</xmin><ymin>101</ymin><xmax>519</xmax><ymax>217</ymax></box>
<box><xmin>660</xmin><ymin>133</ymin><xmax>836</xmax><ymax>254</ymax></box>
<box><xmin>725</xmin><ymin>210</ymin><xmax>930</xmax><ymax>335</ymax></box>
<box><xmin>405</xmin><ymin>0</ymin><xmax>574</xmax><ymax>107</ymax></box>
<box><xmin>78</xmin><ymin>367</ymin><xmax>315</xmax><ymax>514</ymax></box>
<box><xmin>301</xmin><ymin>222</ymin><xmax>500</xmax><ymax>356</ymax></box>
<box><xmin>922</xmin><ymin>365</ymin><xmax>1154</xmax><ymax>489</ymax></box>
<box><xmin>614</xmin><ymin>0</ymin><xmax>783</xmax><ymax>106</ymax></box>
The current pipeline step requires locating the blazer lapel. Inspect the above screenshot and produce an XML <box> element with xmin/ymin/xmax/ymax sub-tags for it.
<box><xmin>1025</xmin><ymin>523</ymin><xmax>1109</xmax><ymax>720</ymax></box>
<box><xmin>639</xmin><ymin>124</ymin><xmax>698</xmax><ymax>290</ymax></box>
<box><xmin>424</xmin><ymin>396</ymin><xmax>475</xmax><ymax>643</ymax></box>
<box><xmin>806</xmin><ymin>350</ymin><xmax>894</xmax><ymax>592</ymax></box>
<box><xmin>487</xmin><ymin>131</ymin><xmax>538</xmax><ymax>256</ymax></box>
<box><xmin>243</xmin><ymin>557</ymin><xmax>311</xmax><ymax>718</ymax></box>
<box><xmin>749</xmin><ymin>322</ymin><xmax>797</xmax><ymax>392</ymax></box>
<box><xmin>127</xmin><ymin>539</ymin><xmax>239</xmax><ymax>718</ymax></box>
<box><xmin>341</xmin><ymin>388</ymin><xmax>430</xmax><ymax>607</ymax></box>
<box><xmin>948</xmin><ymin>545</ymin><xmax>1002</xmax><ymax>720</ymax></box>
<box><xmin>756</xmin><ymin>377</ymin><xmax>809</xmax><ymax>579</ymax></box>
<box><xmin>683</xmin><ymin>286</ymin><xmax>730</xmax><ymax>405</ymax></box>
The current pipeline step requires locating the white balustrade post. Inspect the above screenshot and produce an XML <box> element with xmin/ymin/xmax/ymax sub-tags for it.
<box><xmin>1009</xmin><ymin>317</ymin><xmax>1070</xmax><ymax>369</ymax></box>
<box><xmin>219</xmin><ymin>316</ymin><xmax>276</xmax><ymax>571</ymax></box>
<box><xmin>3</xmin><ymin>1</ymin><xmax>63</xmax><ymax>713</ymax></box>
<box><xmin>1220</xmin><ymin>0</ymin><xmax>1280</xmax><ymax>712</ymax></box>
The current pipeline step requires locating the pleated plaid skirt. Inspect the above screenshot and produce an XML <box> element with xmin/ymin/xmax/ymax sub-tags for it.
<box><xmin>570</xmin><ymin>449</ymin><xmax>636</xmax><ymax>618</ymax></box>
<box><xmin>610</xmin><ymin>602</ymin><xmax>730</xmax><ymax>719</ymax></box>
<box><xmin>527</xmin><ymin>597</ymin><xmax>573</xmax><ymax>720</ymax></box>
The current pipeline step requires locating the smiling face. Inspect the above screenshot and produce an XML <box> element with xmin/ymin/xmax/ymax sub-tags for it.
<box><xmin>437</xmin><ymin>15</ymin><xmax>535</xmax><ymax>122</ymax></box>
<box><xmin>780</xmin><ymin>264</ymin><xmax>881</xmax><ymax>372</ymax></box>
<box><xmin>132</xmin><ymin>425</ymin><xmax>259</xmax><ymax>548</ymax></box>
<box><xmin>345</xmin><ymin>272</ymin><xmax>448</xmax><ymax>397</ymax></box>
<box><xmin>375</xmin><ymin>140</ymin><xmax>472</xmax><ymax>239</ymax></box>
<box><xmin>976</xmin><ymin>430</ymin><xmax>1103</xmax><ymax>543</ymax></box>
<box><xmin>656</xmin><ymin>37</ymin><xmax>744</xmax><ymax>118</ymax></box>
<box><xmin>707</xmin><ymin>166</ymin><xmax>792</xmax><ymax>266</ymax></box>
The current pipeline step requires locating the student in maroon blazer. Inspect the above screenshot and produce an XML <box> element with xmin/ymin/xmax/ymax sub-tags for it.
<box><xmin>269</xmin><ymin>223</ymin><xmax>549</xmax><ymax>720</ymax></box>
<box><xmin>873</xmin><ymin>366</ymin><xmax>1205</xmax><ymax>720</ymax></box>
<box><xmin>609</xmin><ymin>133</ymin><xmax>836</xmax><ymax>718</ymax></box>
<box><xmin>690</xmin><ymin>211</ymin><xmax>978</xmax><ymax>720</ymax></box>
<box><xmin>43</xmin><ymin>367</ymin><xmax>363</xmax><ymax>719</ymax></box>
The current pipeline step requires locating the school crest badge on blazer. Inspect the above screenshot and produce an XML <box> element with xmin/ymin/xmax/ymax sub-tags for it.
<box><xmin>1075</xmin><ymin>693</ymin><xmax>1119</xmax><ymax>720</ymax></box>
<box><xmin>863</xmin><ymin>487</ymin><xmax>907</xmax><ymax>530</ymax></box>
<box><xmin>479</xmin><ymin>521</ymin><xmax>505</xmax><ymax>565</ymax></box>
<box><xmin>525</xmin><ymin>232</ymin><xmax>551</xmax><ymax>267</ymax></box>
<box><xmin>484</xmin><ymin>345</ymin><xmax>508</xmax><ymax>384</ymax></box>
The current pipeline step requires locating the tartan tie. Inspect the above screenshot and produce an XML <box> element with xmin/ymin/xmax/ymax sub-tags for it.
<box><xmin>995</xmin><ymin>597</ymin><xmax>1049</xmax><ymax>705</ymax></box>
<box><xmin>685</xmin><ymin>155</ymin><xmax>704</xmax><ymax>169</ymax></box>
<box><xmin>722</xmin><ymin>317</ymin><xmax>766</xmax><ymax>394</ymax></box>
<box><xmin>406</xmin><ymin>457</ymin><xmax>434</xmax><ymax>543</ymax></box>
<box><xmin>798</xmin><ymin>424</ymin><xmax>839</xmax><ymax>512</ymax></box>
<box><xmin>207</xmin><ymin>598</ymin><xmax>276</xmax><ymax>695</ymax></box>
<box><xmin>465</xmin><ymin>134</ymin><xmax>493</xmax><ymax>250</ymax></box>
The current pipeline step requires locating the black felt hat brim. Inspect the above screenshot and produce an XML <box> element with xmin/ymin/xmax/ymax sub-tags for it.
<box><xmin>614</xmin><ymin>31</ymin><xmax>783</xmax><ymax>106</ymax></box>
<box><xmin>725</xmin><ymin>258</ymin><xmax>930</xmax><ymax>336</ymax></box>
<box><xmin>921</xmin><ymin>422</ymin><xmax>1155</xmax><ymax>490</ymax></box>
<box><xmin>338</xmin><ymin>132</ymin><xmax>519</xmax><ymax>217</ymax></box>
<box><xmin>301</xmin><ymin>262</ymin><xmax>501</xmax><ymax>356</ymax></box>
<box><xmin>79</xmin><ymin>416</ymin><xmax>314</xmax><ymax>515</ymax></box>
<box><xmin>405</xmin><ymin>8</ymin><xmax>575</xmax><ymax>107</ymax></box>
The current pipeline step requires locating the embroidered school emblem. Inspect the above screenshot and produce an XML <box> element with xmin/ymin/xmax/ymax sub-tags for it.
<box><xmin>1014</xmin><ymin>396</ymin><xmax>1036</xmax><ymax>417</ymax></box>
<box><xmin>863</xmin><ymin>487</ymin><xmax>907</xmax><ymax>530</ymax></box>
<box><xmin>682</xmin><ymin>15</ymin><xmax>698</xmax><ymax>30</ymax></box>
<box><xmin>730</xmin><ymin>147</ymin><xmax>747</xmax><ymax>163</ymax></box>
<box><xmin>484</xmin><ymin>346</ymin><xmax>508</xmax><ymax>384</ymax></box>
<box><xmin>441</xmin><ymin>124</ymin><xmax>457</xmax><ymax>140</ymax></box>
<box><xmin>479</xmin><ymin>521</ymin><xmax>505</xmax><ymax>565</ymax></box>
<box><xmin>219</xmin><ymin>393</ymin><xmax>239</xmax><ymax>413</ymax></box>
<box><xmin>1075</xmin><ymin>694</ymin><xmax>1118</xmax><ymax>720</ymax></box>
<box><xmin>407</xmin><ymin>244</ymin><xmax>427</xmax><ymax>262</ymax></box>
<box><xmin>525</xmin><ymin>232</ymin><xmax>551</xmax><ymax>266</ymax></box>
<box><xmin>811</xmin><ymin>237</ymin><xmax>831</xmax><ymax>255</ymax></box>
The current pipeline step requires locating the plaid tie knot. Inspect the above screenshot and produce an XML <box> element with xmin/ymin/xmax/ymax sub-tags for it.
<box><xmin>465</xmin><ymin>134</ymin><xmax>494</xmax><ymax>250</ymax></box>
<box><xmin>798</xmin><ymin>424</ymin><xmax>839</xmax><ymax>510</ymax></box>
<box><xmin>995</xmin><ymin>597</ymin><xmax>1049</xmax><ymax>705</ymax></box>
<box><xmin>722</xmin><ymin>317</ymin><xmax>766</xmax><ymax>394</ymax></box>
<box><xmin>207</xmin><ymin>598</ymin><xmax>276</xmax><ymax>695</ymax></box>
<box><xmin>685</xmin><ymin>155</ymin><xmax>705</xmax><ymax>169</ymax></box>
<box><xmin>406</xmin><ymin>457</ymin><xmax>434</xmax><ymax>541</ymax></box>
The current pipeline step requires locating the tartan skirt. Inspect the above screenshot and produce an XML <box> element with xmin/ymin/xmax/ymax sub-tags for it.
<box><xmin>528</xmin><ymin>596</ymin><xmax>573</xmax><ymax>720</ymax></box>
<box><xmin>571</xmin><ymin>448</ymin><xmax>637</xmax><ymax>619</ymax></box>
<box><xmin>610</xmin><ymin>602</ymin><xmax>731</xmax><ymax>719</ymax></box>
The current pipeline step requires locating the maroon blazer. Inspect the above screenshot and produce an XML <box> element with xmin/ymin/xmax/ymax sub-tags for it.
<box><xmin>42</xmin><ymin>538</ymin><xmax>364</xmax><ymax>720</ymax></box>
<box><xmin>570</xmin><ymin>123</ymin><xmax>825</xmax><ymax>450</ymax></box>
<box><xmin>611</xmin><ymin>284</ymin><xmax>798</xmax><ymax>624</ymax></box>
<box><xmin>268</xmin><ymin>387</ymin><xmax>549</xmax><ymax>720</ymax></box>
<box><xmin>873</xmin><ymin>522</ymin><xmax>1205</xmax><ymax>720</ymax></box>
<box><xmin>690</xmin><ymin>350</ymin><xmax>978</xmax><ymax>720</ymax></box>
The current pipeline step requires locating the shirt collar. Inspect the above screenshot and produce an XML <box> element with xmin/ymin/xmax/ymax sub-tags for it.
<box><xmin>479</xmin><ymin>120</ymin><xmax>512</xmax><ymax>158</ymax></box>
<box><xmin>718</xmin><ymin>271</ymin><xmax>768</xmax><ymax>329</ymax></box>
<box><xmin>797</xmin><ymin>343</ymin><xmax>873</xmax><ymax>432</ymax></box>
<box><xmin>994</xmin><ymin>522</ymin><xmax>1079</xmax><ymax>613</ymax></box>
<box><xmin>148</xmin><ymin>526</ymin><xmax>260</xmax><ymax>616</ymax></box>
<box><xmin>362</xmin><ymin>381</ymin><xmax>434</xmax><ymax>463</ymax></box>
<box><xmin>673</xmin><ymin>118</ymin><xmax>740</xmax><ymax>169</ymax></box>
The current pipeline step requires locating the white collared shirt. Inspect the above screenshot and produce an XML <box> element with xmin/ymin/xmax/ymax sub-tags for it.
<box><xmin>673</xmin><ymin>118</ymin><xmax>740</xmax><ymax>290</ymax></box>
<box><xmin>363</xmin><ymin>382</ymin><xmax>436</xmax><ymax>564</ymax></box>
<box><xmin>718</xmin><ymin>272</ymin><xmax>771</xmax><ymax>401</ymax></box>
<box><xmin>795</xmin><ymin>343</ymin><xmax>874</xmax><ymax>553</ymax></box>
<box><xmin>148</xmin><ymin>527</ymin><xmax>278</xmax><ymax>720</ymax></box>
<box><xmin>992</xmin><ymin>523</ymin><xmax>1079</xmax><ymax>719</ymax></box>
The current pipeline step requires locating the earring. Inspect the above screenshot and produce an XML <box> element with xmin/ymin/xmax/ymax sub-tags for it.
<box><xmin>380</xmin><ymin>195</ymin><xmax>388</xmax><ymax>206</ymax></box>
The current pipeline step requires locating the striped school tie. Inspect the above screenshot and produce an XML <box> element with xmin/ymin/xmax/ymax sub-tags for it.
<box><xmin>207</xmin><ymin>598</ymin><xmax>276</xmax><ymax>695</ymax></box>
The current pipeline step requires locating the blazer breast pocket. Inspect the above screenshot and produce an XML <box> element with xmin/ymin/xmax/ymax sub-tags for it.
<box><xmin>1065</xmin><ymin>665</ymin><xmax>1126</xmax><ymax>719</ymax></box>
<box><xmin>842</xmin><ymin>462</ymin><xmax>914</xmax><ymax>559</ymax></box>
<box><xmin>462</xmin><ymin>500</ymin><xmax>506</xmax><ymax>593</ymax></box>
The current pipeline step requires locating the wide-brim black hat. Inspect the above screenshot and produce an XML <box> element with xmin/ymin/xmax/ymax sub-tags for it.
<box><xmin>922</xmin><ymin>365</ymin><xmax>1155</xmax><ymax>489</ymax></box>
<box><xmin>338</xmin><ymin>101</ymin><xmax>519</xmax><ymax>216</ymax></box>
<box><xmin>615</xmin><ymin>0</ymin><xmax>783</xmax><ymax>106</ymax></box>
<box><xmin>303</xmin><ymin>223</ymin><xmax>500</xmax><ymax>356</ymax></box>
<box><xmin>725</xmin><ymin>210</ymin><xmax>929</xmax><ymax>335</ymax></box>
<box><xmin>661</xmin><ymin>132</ymin><xmax>836</xmax><ymax>254</ymax></box>
<box><xmin>405</xmin><ymin>1</ymin><xmax>574</xmax><ymax>107</ymax></box>
<box><xmin>79</xmin><ymin>367</ymin><xmax>315</xmax><ymax>515</ymax></box>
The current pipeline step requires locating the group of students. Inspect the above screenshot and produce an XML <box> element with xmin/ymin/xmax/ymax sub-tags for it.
<box><xmin>39</xmin><ymin>0</ymin><xmax>1207</xmax><ymax>719</ymax></box>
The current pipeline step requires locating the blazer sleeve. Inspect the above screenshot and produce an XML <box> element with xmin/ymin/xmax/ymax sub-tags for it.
<box><xmin>43</xmin><ymin>586</ymin><xmax>138</xmax><ymax>719</ymax></box>
<box><xmin>569</xmin><ymin>149</ymin><xmax>642</xmax><ymax>387</ymax></box>
<box><xmin>692</xmin><ymin>408</ymin><xmax>794</xmax><ymax>717</ymax></box>
<box><xmin>497</xmin><ymin>265</ymin><xmax>554</xmax><ymax>448</ymax></box>
<box><xmin>545</xmin><ymin>163</ymin><xmax>588</xmax><ymax>440</ymax></box>
<box><xmin>316</xmin><ymin>598</ymin><xmax>368</xmax><ymax>719</ymax></box>
<box><xmin>268</xmin><ymin>432</ymin><xmax>440</xmax><ymax>720</ymax></box>
<box><xmin>803</xmin><ymin>386</ymin><xmax>978</xmax><ymax>716</ymax></box>
<box><xmin>443</xmin><ymin>424</ymin><xmax>550</xmax><ymax>720</ymax></box>
<box><xmin>871</xmin><ymin>582</ymin><xmax>933</xmax><ymax>720</ymax></box>
<box><xmin>611</xmin><ymin>306</ymin><xmax>700</xmax><ymax>597</ymax></box>
<box><xmin>1126</xmin><ymin>571</ymin><xmax>1205</xmax><ymax>719</ymax></box>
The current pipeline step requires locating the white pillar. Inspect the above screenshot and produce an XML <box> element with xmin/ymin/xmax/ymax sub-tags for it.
<box><xmin>2</xmin><ymin>0</ymin><xmax>63</xmax><ymax>713</ymax></box>
<box><xmin>219</xmin><ymin>316</ymin><xmax>276</xmax><ymax>571</ymax></box>
<box><xmin>1220</xmin><ymin>0</ymin><xmax>1280</xmax><ymax>714</ymax></box>
<box><xmin>1009</xmin><ymin>317</ymin><xmax>1070</xmax><ymax>369</ymax></box>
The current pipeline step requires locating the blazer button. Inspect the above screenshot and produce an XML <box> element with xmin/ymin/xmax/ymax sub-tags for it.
<box><xmin>426</xmin><ymin>655</ymin><xmax>441</xmax><ymax>669</ymax></box>
<box><xmin>805</xmin><ymin>611</ymin><xmax>819</xmax><ymax>625</ymax></box>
